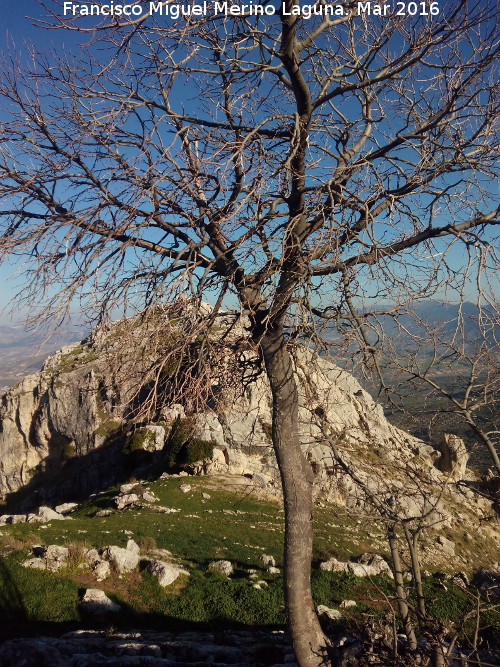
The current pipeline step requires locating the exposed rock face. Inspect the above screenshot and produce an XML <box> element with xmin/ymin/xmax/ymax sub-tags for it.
<box><xmin>0</xmin><ymin>308</ymin><xmax>492</xmax><ymax>529</ymax></box>
<box><xmin>436</xmin><ymin>434</ymin><xmax>469</xmax><ymax>481</ymax></box>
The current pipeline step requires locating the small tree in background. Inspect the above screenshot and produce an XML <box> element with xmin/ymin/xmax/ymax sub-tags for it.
<box><xmin>0</xmin><ymin>1</ymin><xmax>499</xmax><ymax>663</ymax></box>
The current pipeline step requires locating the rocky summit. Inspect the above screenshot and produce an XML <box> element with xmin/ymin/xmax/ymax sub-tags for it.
<box><xmin>0</xmin><ymin>306</ymin><xmax>498</xmax><ymax>570</ymax></box>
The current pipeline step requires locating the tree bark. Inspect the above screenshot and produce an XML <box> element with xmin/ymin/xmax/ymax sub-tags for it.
<box><xmin>387</xmin><ymin>524</ymin><xmax>418</xmax><ymax>651</ymax></box>
<box><xmin>261</xmin><ymin>329</ymin><xmax>331</xmax><ymax>667</ymax></box>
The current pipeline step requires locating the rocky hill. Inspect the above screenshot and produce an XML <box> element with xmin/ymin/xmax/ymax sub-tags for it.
<box><xmin>0</xmin><ymin>307</ymin><xmax>498</xmax><ymax>568</ymax></box>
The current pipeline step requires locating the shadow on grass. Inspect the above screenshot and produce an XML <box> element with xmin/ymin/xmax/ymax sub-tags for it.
<box><xmin>0</xmin><ymin>431</ymin><xmax>174</xmax><ymax>515</ymax></box>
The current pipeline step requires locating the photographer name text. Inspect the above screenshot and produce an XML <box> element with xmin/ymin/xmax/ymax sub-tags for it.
<box><xmin>63</xmin><ymin>2</ymin><xmax>440</xmax><ymax>19</ymax></box>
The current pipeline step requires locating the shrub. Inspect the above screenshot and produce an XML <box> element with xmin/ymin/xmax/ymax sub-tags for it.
<box><xmin>166</xmin><ymin>417</ymin><xmax>194</xmax><ymax>465</ymax></box>
<box><xmin>136</xmin><ymin>535</ymin><xmax>157</xmax><ymax>552</ymax></box>
<box><xmin>61</xmin><ymin>442</ymin><xmax>76</xmax><ymax>461</ymax></box>
<box><xmin>123</xmin><ymin>428</ymin><xmax>155</xmax><ymax>456</ymax></box>
<box><xmin>183</xmin><ymin>438</ymin><xmax>214</xmax><ymax>464</ymax></box>
<box><xmin>165</xmin><ymin>418</ymin><xmax>214</xmax><ymax>465</ymax></box>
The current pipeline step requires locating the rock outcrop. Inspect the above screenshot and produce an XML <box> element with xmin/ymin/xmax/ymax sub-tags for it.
<box><xmin>0</xmin><ymin>307</ymin><xmax>494</xmax><ymax>531</ymax></box>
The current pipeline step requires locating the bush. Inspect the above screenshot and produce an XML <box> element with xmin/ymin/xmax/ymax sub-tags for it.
<box><xmin>123</xmin><ymin>428</ymin><xmax>155</xmax><ymax>456</ymax></box>
<box><xmin>165</xmin><ymin>418</ymin><xmax>214</xmax><ymax>465</ymax></box>
<box><xmin>183</xmin><ymin>438</ymin><xmax>214</xmax><ymax>464</ymax></box>
<box><xmin>167</xmin><ymin>417</ymin><xmax>194</xmax><ymax>465</ymax></box>
<box><xmin>136</xmin><ymin>535</ymin><xmax>157</xmax><ymax>552</ymax></box>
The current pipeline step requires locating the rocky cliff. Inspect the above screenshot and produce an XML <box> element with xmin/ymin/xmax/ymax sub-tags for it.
<box><xmin>0</xmin><ymin>309</ymin><xmax>494</xmax><ymax>536</ymax></box>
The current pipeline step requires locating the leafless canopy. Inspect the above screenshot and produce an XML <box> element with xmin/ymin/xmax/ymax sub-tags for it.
<box><xmin>0</xmin><ymin>2</ymin><xmax>499</xmax><ymax>663</ymax></box>
<box><xmin>0</xmin><ymin>1</ymin><xmax>498</xmax><ymax>331</ymax></box>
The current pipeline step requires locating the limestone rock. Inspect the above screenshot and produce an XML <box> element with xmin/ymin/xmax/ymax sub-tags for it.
<box><xmin>22</xmin><ymin>544</ymin><xmax>68</xmax><ymax>572</ymax></box>
<box><xmin>0</xmin><ymin>309</ymin><xmax>493</xmax><ymax>556</ymax></box>
<box><xmin>161</xmin><ymin>403</ymin><xmax>185</xmax><ymax>422</ymax></box>
<box><xmin>80</xmin><ymin>589</ymin><xmax>121</xmax><ymax>614</ymax></box>
<box><xmin>142</xmin><ymin>424</ymin><xmax>166</xmax><ymax>451</ymax></box>
<box><xmin>317</xmin><ymin>605</ymin><xmax>344</xmax><ymax>621</ymax></box>
<box><xmin>0</xmin><ymin>514</ymin><xmax>26</xmax><ymax>525</ymax></box>
<box><xmin>26</xmin><ymin>506</ymin><xmax>67</xmax><ymax>523</ymax></box>
<box><xmin>84</xmin><ymin>548</ymin><xmax>102</xmax><ymax>567</ymax></box>
<box><xmin>22</xmin><ymin>558</ymin><xmax>50</xmax><ymax>571</ymax></box>
<box><xmin>54</xmin><ymin>502</ymin><xmax>78</xmax><ymax>514</ymax></box>
<box><xmin>320</xmin><ymin>553</ymin><xmax>392</xmax><ymax>578</ymax></box>
<box><xmin>143</xmin><ymin>559</ymin><xmax>189</xmax><ymax>587</ymax></box>
<box><xmin>101</xmin><ymin>544</ymin><xmax>140</xmax><ymax>574</ymax></box>
<box><xmin>45</xmin><ymin>544</ymin><xmax>69</xmax><ymax>562</ymax></box>
<box><xmin>179</xmin><ymin>484</ymin><xmax>191</xmax><ymax>493</ymax></box>
<box><xmin>93</xmin><ymin>561</ymin><xmax>111</xmax><ymax>581</ymax></box>
<box><xmin>436</xmin><ymin>535</ymin><xmax>455</xmax><ymax>556</ymax></box>
<box><xmin>339</xmin><ymin>600</ymin><xmax>357</xmax><ymax>609</ymax></box>
<box><xmin>436</xmin><ymin>434</ymin><xmax>468</xmax><ymax>481</ymax></box>
<box><xmin>119</xmin><ymin>483</ymin><xmax>138</xmax><ymax>494</ymax></box>
<box><xmin>142</xmin><ymin>490</ymin><xmax>159</xmax><ymax>503</ymax></box>
<box><xmin>208</xmin><ymin>560</ymin><xmax>234</xmax><ymax>576</ymax></box>
<box><xmin>114</xmin><ymin>493</ymin><xmax>139</xmax><ymax>510</ymax></box>
<box><xmin>261</xmin><ymin>554</ymin><xmax>276</xmax><ymax>568</ymax></box>
<box><xmin>126</xmin><ymin>539</ymin><xmax>140</xmax><ymax>555</ymax></box>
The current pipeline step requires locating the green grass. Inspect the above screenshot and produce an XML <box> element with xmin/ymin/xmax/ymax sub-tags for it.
<box><xmin>0</xmin><ymin>474</ymin><xmax>498</xmax><ymax>642</ymax></box>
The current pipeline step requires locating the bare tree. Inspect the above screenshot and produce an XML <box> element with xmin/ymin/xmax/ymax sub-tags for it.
<box><xmin>0</xmin><ymin>1</ymin><xmax>499</xmax><ymax>664</ymax></box>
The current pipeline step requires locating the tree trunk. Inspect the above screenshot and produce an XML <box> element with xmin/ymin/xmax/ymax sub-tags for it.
<box><xmin>261</xmin><ymin>329</ymin><xmax>331</xmax><ymax>667</ymax></box>
<box><xmin>387</xmin><ymin>524</ymin><xmax>418</xmax><ymax>651</ymax></box>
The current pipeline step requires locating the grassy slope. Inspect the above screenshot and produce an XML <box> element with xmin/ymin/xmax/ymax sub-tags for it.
<box><xmin>0</xmin><ymin>475</ymin><xmax>498</xmax><ymax>644</ymax></box>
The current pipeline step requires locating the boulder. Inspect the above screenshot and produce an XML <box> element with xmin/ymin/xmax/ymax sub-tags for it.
<box><xmin>320</xmin><ymin>554</ymin><xmax>392</xmax><ymax>578</ymax></box>
<box><xmin>45</xmin><ymin>545</ymin><xmax>69</xmax><ymax>562</ymax></box>
<box><xmin>101</xmin><ymin>544</ymin><xmax>140</xmax><ymax>574</ymax></box>
<box><xmin>142</xmin><ymin>424</ymin><xmax>166</xmax><ymax>451</ymax></box>
<box><xmin>119</xmin><ymin>483</ymin><xmax>138</xmax><ymax>494</ymax></box>
<box><xmin>126</xmin><ymin>539</ymin><xmax>140</xmax><ymax>554</ymax></box>
<box><xmin>54</xmin><ymin>502</ymin><xmax>78</xmax><ymax>514</ymax></box>
<box><xmin>84</xmin><ymin>548</ymin><xmax>102</xmax><ymax>567</ymax></box>
<box><xmin>208</xmin><ymin>560</ymin><xmax>234</xmax><ymax>576</ymax></box>
<box><xmin>22</xmin><ymin>545</ymin><xmax>68</xmax><ymax>572</ymax></box>
<box><xmin>143</xmin><ymin>559</ymin><xmax>189</xmax><ymax>587</ymax></box>
<box><xmin>261</xmin><ymin>554</ymin><xmax>276</xmax><ymax>568</ymax></box>
<box><xmin>339</xmin><ymin>600</ymin><xmax>357</xmax><ymax>609</ymax></box>
<box><xmin>179</xmin><ymin>484</ymin><xmax>191</xmax><ymax>493</ymax></box>
<box><xmin>26</xmin><ymin>506</ymin><xmax>67</xmax><ymax>523</ymax></box>
<box><xmin>0</xmin><ymin>514</ymin><xmax>26</xmax><ymax>525</ymax></box>
<box><xmin>142</xmin><ymin>490</ymin><xmax>158</xmax><ymax>503</ymax></box>
<box><xmin>161</xmin><ymin>403</ymin><xmax>185</xmax><ymax>422</ymax></box>
<box><xmin>436</xmin><ymin>535</ymin><xmax>455</xmax><ymax>556</ymax></box>
<box><xmin>80</xmin><ymin>589</ymin><xmax>121</xmax><ymax>614</ymax></box>
<box><xmin>114</xmin><ymin>493</ymin><xmax>139</xmax><ymax>510</ymax></box>
<box><xmin>93</xmin><ymin>561</ymin><xmax>111</xmax><ymax>581</ymax></box>
<box><xmin>317</xmin><ymin>605</ymin><xmax>344</xmax><ymax>621</ymax></box>
<box><xmin>22</xmin><ymin>558</ymin><xmax>49</xmax><ymax>571</ymax></box>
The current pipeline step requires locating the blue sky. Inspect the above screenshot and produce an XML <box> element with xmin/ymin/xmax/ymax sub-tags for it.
<box><xmin>0</xmin><ymin>1</ymin><xmax>85</xmax><ymax>323</ymax></box>
<box><xmin>0</xmin><ymin>3</ymin><xmax>498</xmax><ymax>326</ymax></box>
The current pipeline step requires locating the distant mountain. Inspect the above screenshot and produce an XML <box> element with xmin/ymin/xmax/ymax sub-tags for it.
<box><xmin>373</xmin><ymin>300</ymin><xmax>497</xmax><ymax>344</ymax></box>
<box><xmin>319</xmin><ymin>300</ymin><xmax>499</xmax><ymax>357</ymax></box>
<box><xmin>0</xmin><ymin>324</ymin><xmax>83</xmax><ymax>392</ymax></box>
